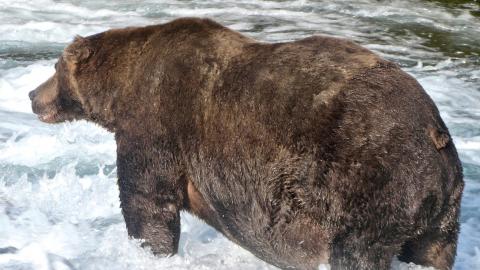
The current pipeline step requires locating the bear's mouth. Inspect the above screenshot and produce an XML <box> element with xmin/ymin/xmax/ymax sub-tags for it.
<box><xmin>38</xmin><ymin>111</ymin><xmax>58</xmax><ymax>123</ymax></box>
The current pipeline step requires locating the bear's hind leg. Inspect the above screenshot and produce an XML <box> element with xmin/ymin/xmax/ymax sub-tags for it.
<box><xmin>398</xmin><ymin>224</ymin><xmax>458</xmax><ymax>270</ymax></box>
<box><xmin>330</xmin><ymin>242</ymin><xmax>398</xmax><ymax>270</ymax></box>
<box><xmin>398</xmin><ymin>182</ymin><xmax>462</xmax><ymax>270</ymax></box>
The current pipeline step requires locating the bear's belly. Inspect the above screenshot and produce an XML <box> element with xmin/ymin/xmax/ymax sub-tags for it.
<box><xmin>185</xmin><ymin>178</ymin><xmax>330</xmax><ymax>270</ymax></box>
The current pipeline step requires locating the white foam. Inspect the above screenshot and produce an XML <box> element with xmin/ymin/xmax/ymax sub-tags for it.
<box><xmin>0</xmin><ymin>22</ymin><xmax>108</xmax><ymax>43</ymax></box>
<box><xmin>0</xmin><ymin>61</ymin><xmax>55</xmax><ymax>113</ymax></box>
<box><xmin>0</xmin><ymin>0</ymin><xmax>152</xmax><ymax>43</ymax></box>
<box><xmin>391</xmin><ymin>258</ymin><xmax>437</xmax><ymax>270</ymax></box>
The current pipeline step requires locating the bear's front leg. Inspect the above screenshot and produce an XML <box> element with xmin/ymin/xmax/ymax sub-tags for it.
<box><xmin>116</xmin><ymin>136</ymin><xmax>185</xmax><ymax>256</ymax></box>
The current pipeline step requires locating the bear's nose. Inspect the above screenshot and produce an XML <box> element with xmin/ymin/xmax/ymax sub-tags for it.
<box><xmin>28</xmin><ymin>90</ymin><xmax>37</xmax><ymax>101</ymax></box>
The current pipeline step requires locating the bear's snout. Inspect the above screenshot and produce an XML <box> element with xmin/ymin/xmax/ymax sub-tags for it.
<box><xmin>29</xmin><ymin>75</ymin><xmax>86</xmax><ymax>124</ymax></box>
<box><xmin>29</xmin><ymin>90</ymin><xmax>43</xmax><ymax>115</ymax></box>
<box><xmin>29</xmin><ymin>87</ymin><xmax>59</xmax><ymax>123</ymax></box>
<box><xmin>28</xmin><ymin>90</ymin><xmax>37</xmax><ymax>101</ymax></box>
<box><xmin>30</xmin><ymin>98</ymin><xmax>42</xmax><ymax>115</ymax></box>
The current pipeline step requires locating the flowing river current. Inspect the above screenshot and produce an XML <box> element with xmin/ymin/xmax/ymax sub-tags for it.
<box><xmin>0</xmin><ymin>1</ymin><xmax>479</xmax><ymax>269</ymax></box>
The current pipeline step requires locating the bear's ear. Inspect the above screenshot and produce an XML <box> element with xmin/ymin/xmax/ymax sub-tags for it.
<box><xmin>63</xmin><ymin>35</ymin><xmax>93</xmax><ymax>64</ymax></box>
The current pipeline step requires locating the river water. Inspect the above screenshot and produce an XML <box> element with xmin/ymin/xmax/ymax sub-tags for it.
<box><xmin>0</xmin><ymin>1</ymin><xmax>479</xmax><ymax>269</ymax></box>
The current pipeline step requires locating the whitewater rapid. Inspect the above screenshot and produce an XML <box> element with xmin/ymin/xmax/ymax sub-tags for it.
<box><xmin>1</xmin><ymin>1</ymin><xmax>479</xmax><ymax>269</ymax></box>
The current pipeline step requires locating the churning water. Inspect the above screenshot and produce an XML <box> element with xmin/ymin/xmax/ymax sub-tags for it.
<box><xmin>0</xmin><ymin>0</ymin><xmax>479</xmax><ymax>269</ymax></box>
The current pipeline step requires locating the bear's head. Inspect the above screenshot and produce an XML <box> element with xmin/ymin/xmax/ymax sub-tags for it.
<box><xmin>29</xmin><ymin>36</ymin><xmax>95</xmax><ymax>124</ymax></box>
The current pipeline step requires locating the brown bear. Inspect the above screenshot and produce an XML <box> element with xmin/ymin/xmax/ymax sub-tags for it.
<box><xmin>29</xmin><ymin>17</ymin><xmax>464</xmax><ymax>270</ymax></box>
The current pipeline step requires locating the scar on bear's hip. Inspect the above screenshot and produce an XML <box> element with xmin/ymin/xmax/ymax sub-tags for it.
<box><xmin>428</xmin><ymin>126</ymin><xmax>450</xmax><ymax>150</ymax></box>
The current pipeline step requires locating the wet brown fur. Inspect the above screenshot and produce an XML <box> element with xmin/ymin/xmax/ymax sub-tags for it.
<box><xmin>29</xmin><ymin>18</ymin><xmax>464</xmax><ymax>270</ymax></box>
